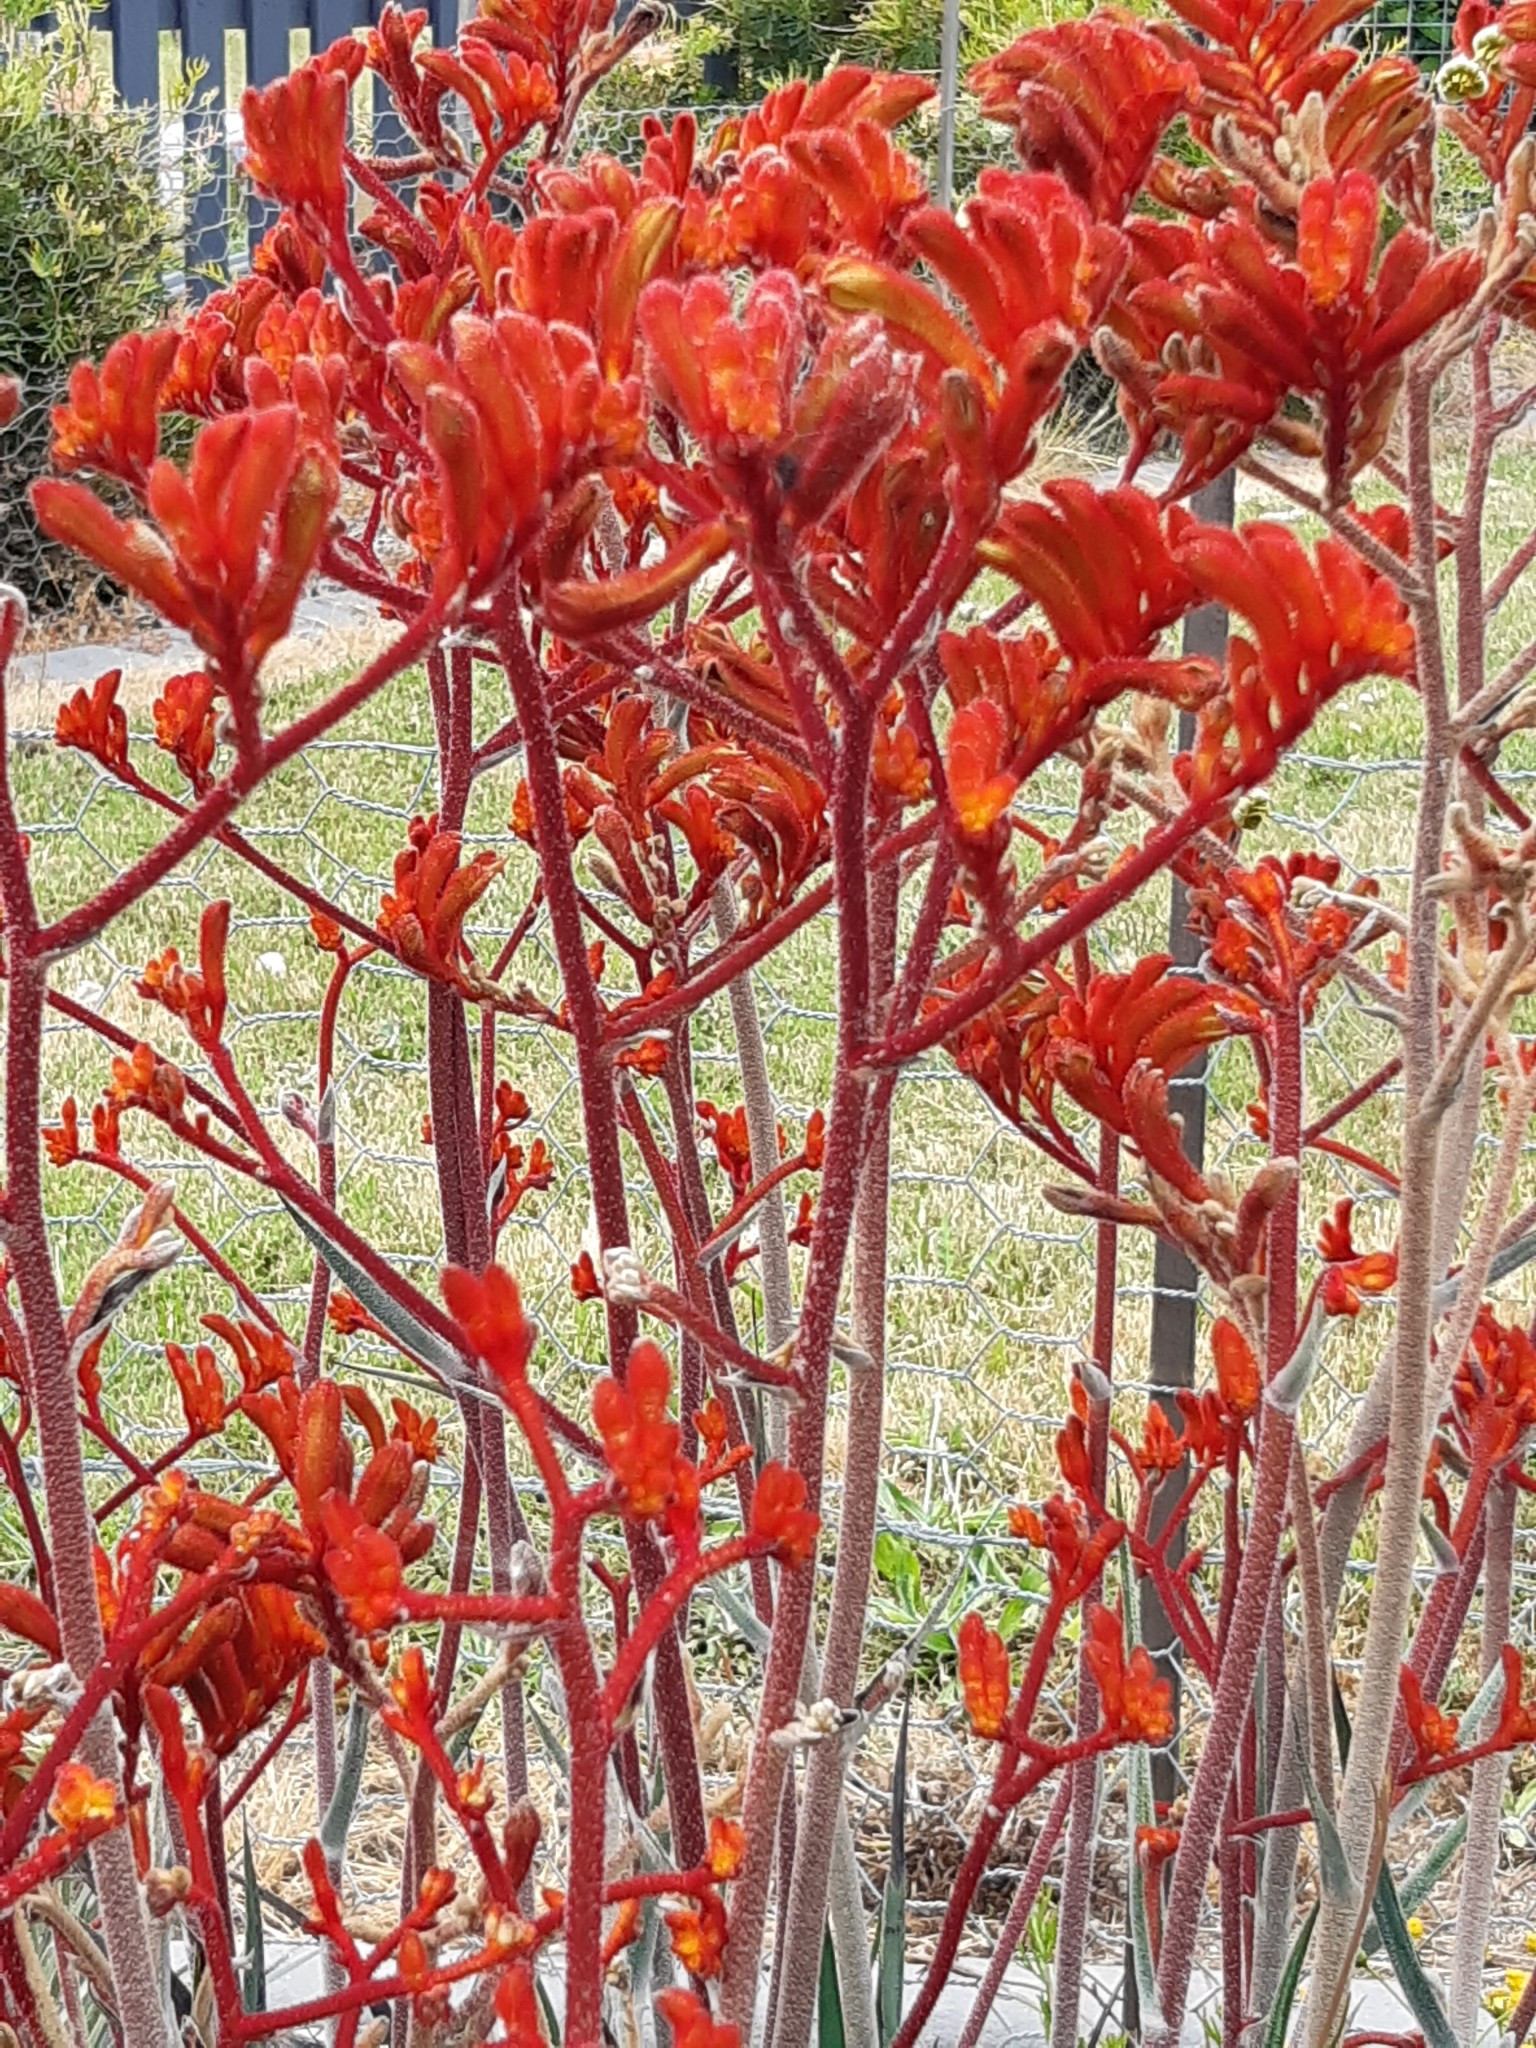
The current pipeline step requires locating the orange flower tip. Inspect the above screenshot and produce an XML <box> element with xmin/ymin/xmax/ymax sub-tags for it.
<box><xmin>48</xmin><ymin>1762</ymin><xmax>118</xmax><ymax>1833</ymax></box>
<box><xmin>706</xmin><ymin>1816</ymin><xmax>746</xmax><ymax>1880</ymax></box>
<box><xmin>665</xmin><ymin>1888</ymin><xmax>728</xmax><ymax>1977</ymax></box>
<box><xmin>542</xmin><ymin>522</ymin><xmax>730</xmax><ymax>640</ymax></box>
<box><xmin>958</xmin><ymin>1609</ymin><xmax>1011</xmax><ymax>1740</ymax></box>
<box><xmin>947</xmin><ymin>698</ymin><xmax>1020</xmax><ymax>839</ymax></box>
<box><xmin>658</xmin><ymin>1987</ymin><xmax>740</xmax><ymax>2048</ymax></box>
<box><xmin>1210</xmin><ymin>1317</ymin><xmax>1260</xmax><ymax>1422</ymax></box>
<box><xmin>750</xmin><ymin>1462</ymin><xmax>819</xmax><ymax>1565</ymax></box>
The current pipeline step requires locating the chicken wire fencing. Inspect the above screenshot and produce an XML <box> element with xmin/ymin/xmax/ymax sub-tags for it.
<box><xmin>5</xmin><ymin>636</ymin><xmax>1536</xmax><ymax>2014</ymax></box>
<box><xmin>0</xmin><ymin>7</ymin><xmax>1532</xmax><ymax>2033</ymax></box>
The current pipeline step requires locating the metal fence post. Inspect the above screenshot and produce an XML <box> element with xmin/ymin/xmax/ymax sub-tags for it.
<box><xmin>108</xmin><ymin>0</ymin><xmax>166</xmax><ymax>108</ymax></box>
<box><xmin>1140</xmin><ymin>467</ymin><xmax>1234</xmax><ymax>1812</ymax></box>
<box><xmin>936</xmin><ymin>0</ymin><xmax>960</xmax><ymax>210</ymax></box>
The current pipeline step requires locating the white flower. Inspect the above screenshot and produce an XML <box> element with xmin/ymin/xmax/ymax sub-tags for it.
<box><xmin>1437</xmin><ymin>53</ymin><xmax>1490</xmax><ymax>101</ymax></box>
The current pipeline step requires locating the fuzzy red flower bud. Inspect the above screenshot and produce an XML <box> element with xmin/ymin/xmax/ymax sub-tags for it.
<box><xmin>1084</xmin><ymin>1603</ymin><xmax>1174</xmax><ymax>1744</ymax></box>
<box><xmin>442</xmin><ymin>1263</ymin><xmax>537</xmax><ymax>1389</ymax></box>
<box><xmin>0</xmin><ymin>1583</ymin><xmax>62</xmax><ymax>1660</ymax></box>
<box><xmin>242</xmin><ymin>58</ymin><xmax>354</xmax><ymax>243</ymax></box>
<box><xmin>51</xmin><ymin>329</ymin><xmax>177</xmax><ymax>485</ymax></box>
<box><xmin>657</xmin><ymin>1989</ymin><xmax>740</xmax><ymax>2048</ymax></box>
<box><xmin>293</xmin><ymin>1378</ymin><xmax>345</xmax><ymax>1524</ymax></box>
<box><xmin>55</xmin><ymin>670</ymin><xmax>128</xmax><ymax>773</ymax></box>
<box><xmin>592</xmin><ymin>1341</ymin><xmax>685</xmax><ymax>1521</ymax></box>
<box><xmin>958</xmin><ymin>1610</ymin><xmax>1011</xmax><ymax>1739</ymax></box>
<box><xmin>1211</xmin><ymin>1318</ymin><xmax>1260</xmax><ymax>1421</ymax></box>
<box><xmin>1400</xmin><ymin>1664</ymin><xmax>1460</xmax><ymax>1762</ymax></box>
<box><xmin>750</xmin><ymin>1461</ymin><xmax>819</xmax><ymax>1565</ymax></box>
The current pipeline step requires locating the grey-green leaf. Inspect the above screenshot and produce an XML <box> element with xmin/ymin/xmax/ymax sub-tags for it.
<box><xmin>1418</xmin><ymin>1513</ymin><xmax>1460</xmax><ymax>1577</ymax></box>
<box><xmin>280</xmin><ymin>1197</ymin><xmax>471</xmax><ymax>1386</ymax></box>
<box><xmin>319</xmin><ymin>1690</ymin><xmax>371</xmax><ymax>1874</ymax></box>
<box><xmin>1373</xmin><ymin>1857</ymin><xmax>1458</xmax><ymax>2048</ymax></box>
<box><xmin>876</xmin><ymin>1691</ymin><xmax>911</xmax><ymax>2048</ymax></box>
<box><xmin>819</xmin><ymin>1924</ymin><xmax>847</xmax><ymax>2048</ymax></box>
<box><xmin>527</xmin><ymin>1695</ymin><xmax>570</xmax><ymax>1780</ymax></box>
<box><xmin>1363</xmin><ymin>1815</ymin><xmax>1467</xmax><ymax>1956</ymax></box>
<box><xmin>1290</xmin><ymin>1724</ymin><xmax>1356</xmax><ymax>1912</ymax></box>
<box><xmin>1126</xmin><ymin>1744</ymin><xmax>1163</xmax><ymax>2032</ymax></box>
<box><xmin>241</xmin><ymin>1820</ymin><xmax>265</xmax><ymax>2015</ymax></box>
<box><xmin>537</xmin><ymin>1971</ymin><xmax>562</xmax><ymax>2046</ymax></box>
<box><xmin>1265</xmin><ymin>1300</ymin><xmax>1327</xmax><ymax>1416</ymax></box>
<box><xmin>1263</xmin><ymin>1899</ymin><xmax>1318</xmax><ymax>2048</ymax></box>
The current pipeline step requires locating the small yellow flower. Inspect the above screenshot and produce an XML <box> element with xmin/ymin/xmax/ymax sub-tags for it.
<box><xmin>1406</xmin><ymin>1916</ymin><xmax>1426</xmax><ymax>1942</ymax></box>
<box><xmin>1525</xmin><ymin>1932</ymin><xmax>1536</xmax><ymax>1957</ymax></box>
<box><xmin>1485</xmin><ymin>1970</ymin><xmax>1530</xmax><ymax>2023</ymax></box>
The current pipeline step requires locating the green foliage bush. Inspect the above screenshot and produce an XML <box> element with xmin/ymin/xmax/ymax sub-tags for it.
<box><xmin>592</xmin><ymin>0</ymin><xmax>1105</xmax><ymax>121</ymax></box>
<box><xmin>0</xmin><ymin>3</ymin><xmax>171</xmax><ymax>604</ymax></box>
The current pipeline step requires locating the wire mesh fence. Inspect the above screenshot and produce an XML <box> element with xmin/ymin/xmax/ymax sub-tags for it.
<box><xmin>8</xmin><ymin>592</ymin><xmax>1536</xmax><ymax>2010</ymax></box>
<box><xmin>0</xmin><ymin>0</ymin><xmax>1533</xmax><ymax>2022</ymax></box>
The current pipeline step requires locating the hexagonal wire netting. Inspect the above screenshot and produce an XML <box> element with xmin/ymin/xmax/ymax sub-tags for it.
<box><xmin>2</xmin><ymin>0</ymin><xmax>1533</xmax><ymax>2028</ymax></box>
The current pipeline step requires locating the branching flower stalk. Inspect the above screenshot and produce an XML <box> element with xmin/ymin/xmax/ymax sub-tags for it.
<box><xmin>1</xmin><ymin>6</ymin><xmax>1535</xmax><ymax>2048</ymax></box>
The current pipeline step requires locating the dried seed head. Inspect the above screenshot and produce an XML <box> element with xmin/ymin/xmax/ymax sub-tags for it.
<box><xmin>769</xmin><ymin>1697</ymin><xmax>857</xmax><ymax>1749</ymax></box>
<box><xmin>5</xmin><ymin>1661</ymin><xmax>83</xmax><ymax>1714</ymax></box>
<box><xmin>508</xmin><ymin>1540</ymin><xmax>546</xmax><ymax>1600</ymax></box>
<box><xmin>145</xmin><ymin>1866</ymin><xmax>194</xmax><ymax>1915</ymax></box>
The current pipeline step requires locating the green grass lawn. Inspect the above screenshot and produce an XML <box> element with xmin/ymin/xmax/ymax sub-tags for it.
<box><xmin>12</xmin><ymin>454</ymin><xmax>1536</xmax><ymax>1543</ymax></box>
<box><xmin>5</xmin><ymin>454</ymin><xmax>1536</xmax><ymax>1929</ymax></box>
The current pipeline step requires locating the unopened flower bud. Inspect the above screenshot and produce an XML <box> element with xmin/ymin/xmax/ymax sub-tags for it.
<box><xmin>1076</xmin><ymin>1359</ymin><xmax>1112</xmax><ymax>1405</ymax></box>
<box><xmin>484</xmin><ymin>1905</ymin><xmax>527</xmax><ymax>1952</ymax></box>
<box><xmin>280</xmin><ymin>1091</ymin><xmax>316</xmax><ymax>1140</ymax></box>
<box><xmin>601</xmin><ymin>1246</ymin><xmax>649</xmax><ymax>1303</ymax></box>
<box><xmin>587</xmin><ymin>850</ymin><xmax>628</xmax><ymax>901</ymax></box>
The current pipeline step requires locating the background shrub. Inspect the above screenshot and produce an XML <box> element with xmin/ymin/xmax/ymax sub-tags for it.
<box><xmin>0</xmin><ymin>1</ymin><xmax>171</xmax><ymax>607</ymax></box>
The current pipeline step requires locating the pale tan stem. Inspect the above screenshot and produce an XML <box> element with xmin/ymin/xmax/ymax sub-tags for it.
<box><xmin>1305</xmin><ymin>364</ymin><xmax>1455</xmax><ymax>2045</ymax></box>
<box><xmin>1448</xmin><ymin>1478</ymin><xmax>1515</xmax><ymax>2045</ymax></box>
